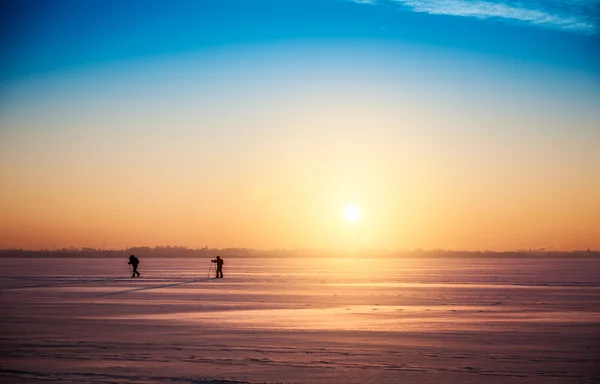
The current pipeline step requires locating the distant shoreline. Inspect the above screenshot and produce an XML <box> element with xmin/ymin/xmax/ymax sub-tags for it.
<box><xmin>1</xmin><ymin>249</ymin><xmax>598</xmax><ymax>259</ymax></box>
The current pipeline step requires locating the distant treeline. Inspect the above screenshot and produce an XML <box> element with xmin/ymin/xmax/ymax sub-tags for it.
<box><xmin>0</xmin><ymin>246</ymin><xmax>598</xmax><ymax>258</ymax></box>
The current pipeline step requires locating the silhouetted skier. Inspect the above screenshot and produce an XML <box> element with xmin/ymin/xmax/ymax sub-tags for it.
<box><xmin>211</xmin><ymin>255</ymin><xmax>224</xmax><ymax>278</ymax></box>
<box><xmin>128</xmin><ymin>255</ymin><xmax>140</xmax><ymax>278</ymax></box>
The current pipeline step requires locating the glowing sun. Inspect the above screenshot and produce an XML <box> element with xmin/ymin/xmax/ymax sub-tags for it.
<box><xmin>343</xmin><ymin>204</ymin><xmax>361</xmax><ymax>223</ymax></box>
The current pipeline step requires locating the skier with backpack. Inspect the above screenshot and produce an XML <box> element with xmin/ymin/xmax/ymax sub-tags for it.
<box><xmin>128</xmin><ymin>255</ymin><xmax>141</xmax><ymax>278</ymax></box>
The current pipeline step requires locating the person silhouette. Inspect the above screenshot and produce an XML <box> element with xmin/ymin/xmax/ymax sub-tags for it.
<box><xmin>128</xmin><ymin>255</ymin><xmax>140</xmax><ymax>278</ymax></box>
<box><xmin>211</xmin><ymin>255</ymin><xmax>224</xmax><ymax>278</ymax></box>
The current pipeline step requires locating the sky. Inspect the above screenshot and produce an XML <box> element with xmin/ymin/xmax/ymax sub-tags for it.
<box><xmin>1</xmin><ymin>0</ymin><xmax>599</xmax><ymax>252</ymax></box>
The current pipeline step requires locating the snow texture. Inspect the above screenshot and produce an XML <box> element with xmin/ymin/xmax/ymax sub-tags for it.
<box><xmin>1</xmin><ymin>257</ymin><xmax>599</xmax><ymax>383</ymax></box>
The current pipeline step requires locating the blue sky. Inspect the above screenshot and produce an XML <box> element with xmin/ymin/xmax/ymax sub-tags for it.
<box><xmin>1</xmin><ymin>0</ymin><xmax>599</xmax><ymax>250</ymax></box>
<box><xmin>2</xmin><ymin>0</ymin><xmax>599</xmax><ymax>81</ymax></box>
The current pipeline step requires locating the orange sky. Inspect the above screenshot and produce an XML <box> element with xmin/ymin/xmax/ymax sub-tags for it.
<box><xmin>1</xmin><ymin>43</ymin><xmax>599</xmax><ymax>251</ymax></box>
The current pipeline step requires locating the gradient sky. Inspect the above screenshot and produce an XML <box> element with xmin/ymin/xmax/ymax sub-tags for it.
<box><xmin>1</xmin><ymin>0</ymin><xmax>599</xmax><ymax>251</ymax></box>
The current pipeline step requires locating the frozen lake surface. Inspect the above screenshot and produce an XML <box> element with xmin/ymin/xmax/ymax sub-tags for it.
<box><xmin>1</xmin><ymin>257</ymin><xmax>599</xmax><ymax>383</ymax></box>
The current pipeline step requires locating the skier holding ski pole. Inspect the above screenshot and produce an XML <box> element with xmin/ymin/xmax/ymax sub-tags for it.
<box><xmin>128</xmin><ymin>255</ymin><xmax>141</xmax><ymax>278</ymax></box>
<box><xmin>211</xmin><ymin>256</ymin><xmax>224</xmax><ymax>278</ymax></box>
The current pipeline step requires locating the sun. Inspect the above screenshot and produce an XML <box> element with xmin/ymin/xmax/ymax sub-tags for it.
<box><xmin>343</xmin><ymin>204</ymin><xmax>361</xmax><ymax>223</ymax></box>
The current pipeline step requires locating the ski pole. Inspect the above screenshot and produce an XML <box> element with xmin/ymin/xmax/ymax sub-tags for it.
<box><xmin>207</xmin><ymin>260</ymin><xmax>212</xmax><ymax>278</ymax></box>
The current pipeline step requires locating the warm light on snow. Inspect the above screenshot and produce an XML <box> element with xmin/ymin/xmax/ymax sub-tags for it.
<box><xmin>1</xmin><ymin>258</ymin><xmax>598</xmax><ymax>383</ymax></box>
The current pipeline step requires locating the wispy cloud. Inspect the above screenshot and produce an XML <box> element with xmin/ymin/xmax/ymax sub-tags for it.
<box><xmin>348</xmin><ymin>0</ymin><xmax>599</xmax><ymax>34</ymax></box>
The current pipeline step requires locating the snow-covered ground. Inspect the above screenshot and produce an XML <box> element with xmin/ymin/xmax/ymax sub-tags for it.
<box><xmin>1</xmin><ymin>257</ymin><xmax>599</xmax><ymax>383</ymax></box>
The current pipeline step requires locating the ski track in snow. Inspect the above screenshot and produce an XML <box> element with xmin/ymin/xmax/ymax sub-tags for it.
<box><xmin>1</xmin><ymin>257</ymin><xmax>599</xmax><ymax>383</ymax></box>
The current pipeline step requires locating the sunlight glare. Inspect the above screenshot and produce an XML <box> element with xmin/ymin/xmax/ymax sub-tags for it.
<box><xmin>343</xmin><ymin>204</ymin><xmax>361</xmax><ymax>223</ymax></box>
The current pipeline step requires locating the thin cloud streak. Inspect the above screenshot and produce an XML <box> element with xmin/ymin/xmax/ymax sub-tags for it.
<box><xmin>349</xmin><ymin>0</ymin><xmax>599</xmax><ymax>33</ymax></box>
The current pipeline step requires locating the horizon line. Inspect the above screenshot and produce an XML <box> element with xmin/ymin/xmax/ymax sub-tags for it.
<box><xmin>1</xmin><ymin>247</ymin><xmax>598</xmax><ymax>254</ymax></box>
